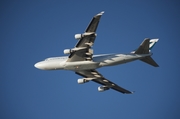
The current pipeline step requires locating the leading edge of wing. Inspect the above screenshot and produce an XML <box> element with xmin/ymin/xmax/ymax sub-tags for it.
<box><xmin>75</xmin><ymin>70</ymin><xmax>133</xmax><ymax>94</ymax></box>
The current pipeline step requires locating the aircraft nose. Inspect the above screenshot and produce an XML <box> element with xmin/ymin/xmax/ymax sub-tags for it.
<box><xmin>34</xmin><ymin>62</ymin><xmax>44</xmax><ymax>70</ymax></box>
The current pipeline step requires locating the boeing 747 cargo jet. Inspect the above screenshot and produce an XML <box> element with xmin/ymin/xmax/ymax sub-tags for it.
<box><xmin>34</xmin><ymin>11</ymin><xmax>159</xmax><ymax>94</ymax></box>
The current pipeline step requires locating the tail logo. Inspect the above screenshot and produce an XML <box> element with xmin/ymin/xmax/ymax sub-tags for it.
<box><xmin>149</xmin><ymin>39</ymin><xmax>159</xmax><ymax>50</ymax></box>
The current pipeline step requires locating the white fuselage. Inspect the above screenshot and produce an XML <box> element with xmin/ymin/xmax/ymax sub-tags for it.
<box><xmin>34</xmin><ymin>53</ymin><xmax>151</xmax><ymax>71</ymax></box>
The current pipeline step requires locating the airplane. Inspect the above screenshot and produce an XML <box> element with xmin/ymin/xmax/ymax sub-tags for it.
<box><xmin>34</xmin><ymin>11</ymin><xmax>159</xmax><ymax>94</ymax></box>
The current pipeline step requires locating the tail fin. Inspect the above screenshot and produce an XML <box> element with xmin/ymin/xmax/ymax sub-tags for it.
<box><xmin>134</xmin><ymin>38</ymin><xmax>150</xmax><ymax>54</ymax></box>
<box><xmin>133</xmin><ymin>38</ymin><xmax>159</xmax><ymax>67</ymax></box>
<box><xmin>131</xmin><ymin>38</ymin><xmax>159</xmax><ymax>54</ymax></box>
<box><xmin>149</xmin><ymin>39</ymin><xmax>159</xmax><ymax>51</ymax></box>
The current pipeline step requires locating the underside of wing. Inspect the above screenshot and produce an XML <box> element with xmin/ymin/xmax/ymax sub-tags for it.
<box><xmin>67</xmin><ymin>11</ymin><xmax>104</xmax><ymax>62</ymax></box>
<box><xmin>85</xmin><ymin>11</ymin><xmax>104</xmax><ymax>33</ymax></box>
<box><xmin>75</xmin><ymin>70</ymin><xmax>133</xmax><ymax>94</ymax></box>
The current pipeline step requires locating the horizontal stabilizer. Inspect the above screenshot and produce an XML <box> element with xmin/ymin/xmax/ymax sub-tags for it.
<box><xmin>140</xmin><ymin>56</ymin><xmax>159</xmax><ymax>67</ymax></box>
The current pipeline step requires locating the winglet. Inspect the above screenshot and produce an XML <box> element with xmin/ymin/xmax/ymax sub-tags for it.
<box><xmin>85</xmin><ymin>11</ymin><xmax>105</xmax><ymax>32</ymax></box>
<box><xmin>97</xmin><ymin>11</ymin><xmax>105</xmax><ymax>16</ymax></box>
<box><xmin>131</xmin><ymin>91</ymin><xmax>135</xmax><ymax>94</ymax></box>
<box><xmin>126</xmin><ymin>91</ymin><xmax>134</xmax><ymax>94</ymax></box>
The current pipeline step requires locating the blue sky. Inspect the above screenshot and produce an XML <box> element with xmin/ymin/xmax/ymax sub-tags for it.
<box><xmin>1</xmin><ymin>0</ymin><xmax>180</xmax><ymax>119</ymax></box>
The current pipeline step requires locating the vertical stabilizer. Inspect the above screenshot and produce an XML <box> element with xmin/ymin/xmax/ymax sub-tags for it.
<box><xmin>133</xmin><ymin>38</ymin><xmax>159</xmax><ymax>67</ymax></box>
<box><xmin>134</xmin><ymin>38</ymin><xmax>150</xmax><ymax>54</ymax></box>
<box><xmin>149</xmin><ymin>39</ymin><xmax>159</xmax><ymax>51</ymax></box>
<box><xmin>131</xmin><ymin>38</ymin><xmax>159</xmax><ymax>54</ymax></box>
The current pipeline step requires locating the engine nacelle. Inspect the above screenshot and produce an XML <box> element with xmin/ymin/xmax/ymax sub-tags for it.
<box><xmin>77</xmin><ymin>78</ymin><xmax>89</xmax><ymax>84</ymax></box>
<box><xmin>64</xmin><ymin>47</ymin><xmax>88</xmax><ymax>55</ymax></box>
<box><xmin>75</xmin><ymin>33</ymin><xmax>97</xmax><ymax>40</ymax></box>
<box><xmin>75</xmin><ymin>34</ymin><xmax>83</xmax><ymax>40</ymax></box>
<box><xmin>63</xmin><ymin>49</ymin><xmax>73</xmax><ymax>55</ymax></box>
<box><xmin>98</xmin><ymin>86</ymin><xmax>110</xmax><ymax>92</ymax></box>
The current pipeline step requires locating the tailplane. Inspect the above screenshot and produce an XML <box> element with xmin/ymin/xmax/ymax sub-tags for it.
<box><xmin>132</xmin><ymin>38</ymin><xmax>159</xmax><ymax>67</ymax></box>
<box><xmin>140</xmin><ymin>56</ymin><xmax>159</xmax><ymax>67</ymax></box>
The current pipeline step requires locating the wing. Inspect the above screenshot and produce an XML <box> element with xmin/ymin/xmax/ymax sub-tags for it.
<box><xmin>75</xmin><ymin>70</ymin><xmax>133</xmax><ymax>94</ymax></box>
<box><xmin>67</xmin><ymin>11</ymin><xmax>104</xmax><ymax>62</ymax></box>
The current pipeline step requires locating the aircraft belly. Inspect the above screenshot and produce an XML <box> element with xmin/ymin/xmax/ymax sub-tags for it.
<box><xmin>99</xmin><ymin>54</ymin><xmax>139</xmax><ymax>66</ymax></box>
<box><xmin>100</xmin><ymin>57</ymin><xmax>126</xmax><ymax>66</ymax></box>
<box><xmin>64</xmin><ymin>61</ymin><xmax>100</xmax><ymax>70</ymax></box>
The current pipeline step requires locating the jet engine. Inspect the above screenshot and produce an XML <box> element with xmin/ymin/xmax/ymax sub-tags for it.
<box><xmin>63</xmin><ymin>49</ymin><xmax>73</xmax><ymax>55</ymax></box>
<box><xmin>98</xmin><ymin>86</ymin><xmax>110</xmax><ymax>92</ymax></box>
<box><xmin>75</xmin><ymin>33</ymin><xmax>97</xmax><ymax>40</ymax></box>
<box><xmin>74</xmin><ymin>34</ymin><xmax>82</xmax><ymax>40</ymax></box>
<box><xmin>64</xmin><ymin>47</ymin><xmax>88</xmax><ymax>55</ymax></box>
<box><xmin>77</xmin><ymin>78</ymin><xmax>89</xmax><ymax>84</ymax></box>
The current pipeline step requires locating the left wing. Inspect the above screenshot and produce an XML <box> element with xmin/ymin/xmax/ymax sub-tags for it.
<box><xmin>67</xmin><ymin>11</ymin><xmax>104</xmax><ymax>62</ymax></box>
<box><xmin>75</xmin><ymin>70</ymin><xmax>133</xmax><ymax>94</ymax></box>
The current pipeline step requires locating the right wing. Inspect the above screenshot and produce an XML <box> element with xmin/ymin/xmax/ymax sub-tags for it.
<box><xmin>76</xmin><ymin>70</ymin><xmax>133</xmax><ymax>94</ymax></box>
<box><xmin>67</xmin><ymin>11</ymin><xmax>104</xmax><ymax>62</ymax></box>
